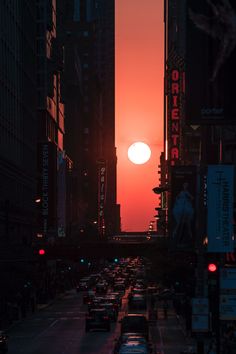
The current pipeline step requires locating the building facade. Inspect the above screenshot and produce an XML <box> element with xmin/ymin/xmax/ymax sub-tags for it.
<box><xmin>36</xmin><ymin>0</ymin><xmax>67</xmax><ymax>242</ymax></box>
<box><xmin>59</xmin><ymin>0</ymin><xmax>119</xmax><ymax>240</ymax></box>
<box><xmin>0</xmin><ymin>1</ymin><xmax>37</xmax><ymax>245</ymax></box>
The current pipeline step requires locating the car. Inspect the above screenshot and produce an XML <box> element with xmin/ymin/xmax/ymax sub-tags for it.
<box><xmin>0</xmin><ymin>331</ymin><xmax>8</xmax><ymax>353</ymax></box>
<box><xmin>157</xmin><ymin>288</ymin><xmax>174</xmax><ymax>300</ymax></box>
<box><xmin>129</xmin><ymin>294</ymin><xmax>147</xmax><ymax>310</ymax></box>
<box><xmin>114</xmin><ymin>333</ymin><xmax>151</xmax><ymax>354</ymax></box>
<box><xmin>103</xmin><ymin>295</ymin><xmax>120</xmax><ymax>313</ymax></box>
<box><xmin>120</xmin><ymin>314</ymin><xmax>149</xmax><ymax>340</ymax></box>
<box><xmin>101</xmin><ymin>302</ymin><xmax>118</xmax><ymax>322</ymax></box>
<box><xmin>76</xmin><ymin>277</ymin><xmax>91</xmax><ymax>291</ymax></box>
<box><xmin>118</xmin><ymin>341</ymin><xmax>149</xmax><ymax>354</ymax></box>
<box><xmin>108</xmin><ymin>292</ymin><xmax>123</xmax><ymax>307</ymax></box>
<box><xmin>113</xmin><ymin>283</ymin><xmax>125</xmax><ymax>295</ymax></box>
<box><xmin>83</xmin><ymin>290</ymin><xmax>95</xmax><ymax>304</ymax></box>
<box><xmin>85</xmin><ymin>308</ymin><xmax>110</xmax><ymax>332</ymax></box>
<box><xmin>96</xmin><ymin>282</ymin><xmax>108</xmax><ymax>294</ymax></box>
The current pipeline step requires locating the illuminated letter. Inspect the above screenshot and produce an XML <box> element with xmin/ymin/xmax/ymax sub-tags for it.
<box><xmin>171</xmin><ymin>134</ymin><xmax>179</xmax><ymax>145</ymax></box>
<box><xmin>171</xmin><ymin>84</ymin><xmax>179</xmax><ymax>95</ymax></box>
<box><xmin>172</xmin><ymin>122</ymin><xmax>179</xmax><ymax>132</ymax></box>
<box><xmin>171</xmin><ymin>108</ymin><xmax>179</xmax><ymax>120</ymax></box>
<box><xmin>172</xmin><ymin>95</ymin><xmax>178</xmax><ymax>106</ymax></box>
<box><xmin>171</xmin><ymin>147</ymin><xmax>179</xmax><ymax>159</ymax></box>
<box><xmin>172</xmin><ymin>70</ymin><xmax>179</xmax><ymax>81</ymax></box>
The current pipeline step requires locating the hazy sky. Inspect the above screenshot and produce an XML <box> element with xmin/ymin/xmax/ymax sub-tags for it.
<box><xmin>115</xmin><ymin>0</ymin><xmax>164</xmax><ymax>231</ymax></box>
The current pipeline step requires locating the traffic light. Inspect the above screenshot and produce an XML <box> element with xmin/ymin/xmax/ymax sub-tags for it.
<box><xmin>207</xmin><ymin>260</ymin><xmax>219</xmax><ymax>334</ymax></box>
<box><xmin>114</xmin><ymin>258</ymin><xmax>119</xmax><ymax>263</ymax></box>
<box><xmin>208</xmin><ymin>263</ymin><xmax>217</xmax><ymax>273</ymax></box>
<box><xmin>80</xmin><ymin>258</ymin><xmax>85</xmax><ymax>264</ymax></box>
<box><xmin>38</xmin><ymin>249</ymin><xmax>45</xmax><ymax>256</ymax></box>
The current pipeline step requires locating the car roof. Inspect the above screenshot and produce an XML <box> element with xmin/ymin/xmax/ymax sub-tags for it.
<box><xmin>90</xmin><ymin>308</ymin><xmax>106</xmax><ymax>312</ymax></box>
<box><xmin>123</xmin><ymin>314</ymin><xmax>146</xmax><ymax>318</ymax></box>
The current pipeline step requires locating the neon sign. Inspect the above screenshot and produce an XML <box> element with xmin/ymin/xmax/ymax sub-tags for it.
<box><xmin>169</xmin><ymin>69</ymin><xmax>181</xmax><ymax>165</ymax></box>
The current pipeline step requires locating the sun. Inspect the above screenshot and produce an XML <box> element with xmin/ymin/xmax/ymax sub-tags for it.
<box><xmin>128</xmin><ymin>142</ymin><xmax>151</xmax><ymax>165</ymax></box>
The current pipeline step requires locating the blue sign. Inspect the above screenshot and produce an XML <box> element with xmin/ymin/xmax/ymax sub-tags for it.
<box><xmin>207</xmin><ymin>165</ymin><xmax>234</xmax><ymax>252</ymax></box>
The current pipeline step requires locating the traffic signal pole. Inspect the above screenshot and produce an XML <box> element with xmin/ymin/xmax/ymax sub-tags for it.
<box><xmin>195</xmin><ymin>165</ymin><xmax>206</xmax><ymax>354</ymax></box>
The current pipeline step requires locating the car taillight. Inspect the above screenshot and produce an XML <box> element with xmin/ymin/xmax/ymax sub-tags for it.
<box><xmin>103</xmin><ymin>316</ymin><xmax>109</xmax><ymax>320</ymax></box>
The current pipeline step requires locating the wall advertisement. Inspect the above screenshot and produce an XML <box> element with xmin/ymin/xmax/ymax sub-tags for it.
<box><xmin>170</xmin><ymin>166</ymin><xmax>197</xmax><ymax>250</ymax></box>
<box><xmin>38</xmin><ymin>142</ymin><xmax>57</xmax><ymax>238</ymax></box>
<box><xmin>207</xmin><ymin>165</ymin><xmax>234</xmax><ymax>253</ymax></box>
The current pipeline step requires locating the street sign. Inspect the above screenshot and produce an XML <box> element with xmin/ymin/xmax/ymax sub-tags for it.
<box><xmin>192</xmin><ymin>314</ymin><xmax>209</xmax><ymax>332</ymax></box>
<box><xmin>192</xmin><ymin>298</ymin><xmax>209</xmax><ymax>332</ymax></box>
<box><xmin>220</xmin><ymin>267</ymin><xmax>236</xmax><ymax>290</ymax></box>
<box><xmin>192</xmin><ymin>298</ymin><xmax>209</xmax><ymax>315</ymax></box>
<box><xmin>220</xmin><ymin>295</ymin><xmax>236</xmax><ymax>320</ymax></box>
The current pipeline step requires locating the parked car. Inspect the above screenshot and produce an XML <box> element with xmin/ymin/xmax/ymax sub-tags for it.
<box><xmin>85</xmin><ymin>308</ymin><xmax>110</xmax><ymax>332</ymax></box>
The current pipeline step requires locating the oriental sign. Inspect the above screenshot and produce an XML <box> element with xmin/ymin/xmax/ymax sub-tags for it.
<box><xmin>169</xmin><ymin>68</ymin><xmax>183</xmax><ymax>166</ymax></box>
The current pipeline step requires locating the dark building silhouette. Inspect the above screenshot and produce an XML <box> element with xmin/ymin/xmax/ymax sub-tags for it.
<box><xmin>162</xmin><ymin>2</ymin><xmax>236</xmax><ymax>348</ymax></box>
<box><xmin>58</xmin><ymin>0</ymin><xmax>119</xmax><ymax>240</ymax></box>
<box><xmin>0</xmin><ymin>1</ymin><xmax>37</xmax><ymax>245</ymax></box>
<box><xmin>36</xmin><ymin>0</ymin><xmax>69</xmax><ymax>242</ymax></box>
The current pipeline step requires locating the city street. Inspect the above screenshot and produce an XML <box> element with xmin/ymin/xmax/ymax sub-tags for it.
<box><xmin>7</xmin><ymin>288</ymin><xmax>196</xmax><ymax>354</ymax></box>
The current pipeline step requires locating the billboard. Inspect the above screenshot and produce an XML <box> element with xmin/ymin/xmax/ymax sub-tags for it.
<box><xmin>38</xmin><ymin>142</ymin><xmax>57</xmax><ymax>238</ymax></box>
<box><xmin>170</xmin><ymin>166</ymin><xmax>197</xmax><ymax>249</ymax></box>
<box><xmin>207</xmin><ymin>165</ymin><xmax>234</xmax><ymax>252</ymax></box>
<box><xmin>57</xmin><ymin>150</ymin><xmax>66</xmax><ymax>237</ymax></box>
<box><xmin>186</xmin><ymin>0</ymin><xmax>236</xmax><ymax>124</ymax></box>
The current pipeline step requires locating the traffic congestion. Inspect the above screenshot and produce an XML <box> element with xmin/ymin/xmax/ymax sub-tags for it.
<box><xmin>76</xmin><ymin>257</ymin><xmax>166</xmax><ymax>354</ymax></box>
<box><xmin>5</xmin><ymin>256</ymin><xmax>197</xmax><ymax>354</ymax></box>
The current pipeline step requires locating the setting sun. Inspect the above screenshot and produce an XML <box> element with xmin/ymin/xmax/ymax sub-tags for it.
<box><xmin>128</xmin><ymin>142</ymin><xmax>151</xmax><ymax>165</ymax></box>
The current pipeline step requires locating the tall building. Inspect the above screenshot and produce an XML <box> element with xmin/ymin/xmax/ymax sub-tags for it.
<box><xmin>58</xmin><ymin>0</ymin><xmax>119</xmax><ymax>240</ymax></box>
<box><xmin>0</xmin><ymin>1</ymin><xmax>37</xmax><ymax>245</ymax></box>
<box><xmin>36</xmin><ymin>0</ymin><xmax>67</xmax><ymax>242</ymax></box>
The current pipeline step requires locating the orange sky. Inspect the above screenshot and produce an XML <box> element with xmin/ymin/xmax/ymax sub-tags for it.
<box><xmin>115</xmin><ymin>0</ymin><xmax>164</xmax><ymax>231</ymax></box>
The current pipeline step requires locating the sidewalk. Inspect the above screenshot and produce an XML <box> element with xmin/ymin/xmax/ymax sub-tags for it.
<box><xmin>4</xmin><ymin>288</ymin><xmax>76</xmax><ymax>331</ymax></box>
<box><xmin>149</xmin><ymin>303</ymin><xmax>196</xmax><ymax>354</ymax></box>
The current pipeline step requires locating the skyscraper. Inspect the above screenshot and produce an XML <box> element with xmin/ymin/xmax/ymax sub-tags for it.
<box><xmin>0</xmin><ymin>1</ymin><xmax>37</xmax><ymax>245</ymax></box>
<box><xmin>59</xmin><ymin>0</ymin><xmax>119</xmax><ymax>240</ymax></box>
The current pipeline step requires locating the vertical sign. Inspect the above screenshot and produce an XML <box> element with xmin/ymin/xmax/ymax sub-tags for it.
<box><xmin>98</xmin><ymin>160</ymin><xmax>107</xmax><ymax>237</ymax></box>
<box><xmin>38</xmin><ymin>142</ymin><xmax>57</xmax><ymax>238</ymax></box>
<box><xmin>169</xmin><ymin>69</ymin><xmax>181</xmax><ymax>165</ymax></box>
<box><xmin>57</xmin><ymin>150</ymin><xmax>66</xmax><ymax>237</ymax></box>
<box><xmin>220</xmin><ymin>267</ymin><xmax>236</xmax><ymax>321</ymax></box>
<box><xmin>207</xmin><ymin>165</ymin><xmax>234</xmax><ymax>252</ymax></box>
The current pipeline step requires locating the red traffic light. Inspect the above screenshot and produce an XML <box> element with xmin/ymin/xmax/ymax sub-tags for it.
<box><xmin>39</xmin><ymin>249</ymin><xmax>45</xmax><ymax>255</ymax></box>
<box><xmin>208</xmin><ymin>263</ymin><xmax>217</xmax><ymax>272</ymax></box>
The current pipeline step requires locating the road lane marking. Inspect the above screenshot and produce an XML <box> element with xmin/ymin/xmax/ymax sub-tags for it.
<box><xmin>36</xmin><ymin>319</ymin><xmax>58</xmax><ymax>338</ymax></box>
